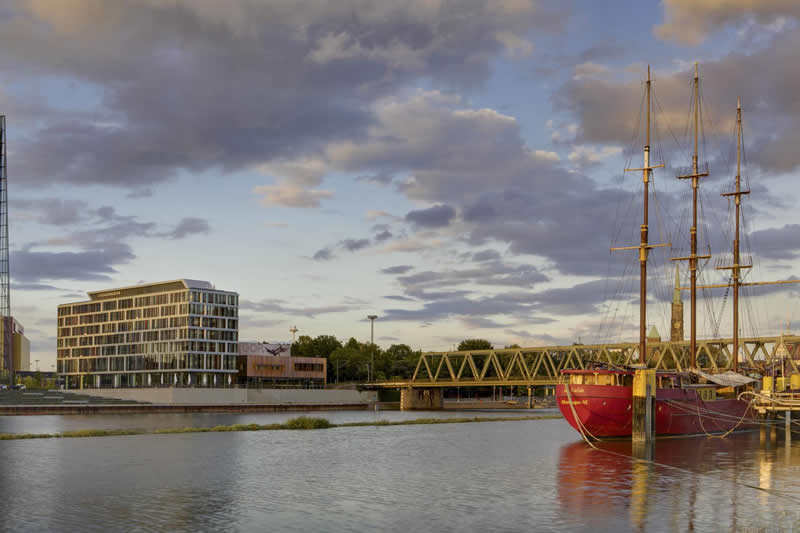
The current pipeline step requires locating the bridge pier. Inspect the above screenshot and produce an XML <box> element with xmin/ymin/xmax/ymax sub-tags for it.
<box><xmin>400</xmin><ymin>388</ymin><xmax>443</xmax><ymax>411</ymax></box>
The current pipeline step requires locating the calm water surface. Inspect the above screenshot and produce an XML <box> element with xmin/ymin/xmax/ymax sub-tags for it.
<box><xmin>0</xmin><ymin>409</ymin><xmax>555</xmax><ymax>434</ymax></box>
<box><xmin>1</xmin><ymin>412</ymin><xmax>798</xmax><ymax>532</ymax></box>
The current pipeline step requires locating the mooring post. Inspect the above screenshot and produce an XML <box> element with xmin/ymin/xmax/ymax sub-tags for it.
<box><xmin>645</xmin><ymin>383</ymin><xmax>652</xmax><ymax>437</ymax></box>
<box><xmin>786</xmin><ymin>411</ymin><xmax>791</xmax><ymax>439</ymax></box>
<box><xmin>633</xmin><ymin>368</ymin><xmax>656</xmax><ymax>443</ymax></box>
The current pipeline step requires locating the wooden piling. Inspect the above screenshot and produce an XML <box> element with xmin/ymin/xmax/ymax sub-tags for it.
<box><xmin>633</xmin><ymin>368</ymin><xmax>656</xmax><ymax>442</ymax></box>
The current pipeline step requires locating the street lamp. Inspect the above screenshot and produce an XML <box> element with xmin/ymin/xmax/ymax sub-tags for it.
<box><xmin>367</xmin><ymin>315</ymin><xmax>378</xmax><ymax>382</ymax></box>
<box><xmin>289</xmin><ymin>325</ymin><xmax>298</xmax><ymax>342</ymax></box>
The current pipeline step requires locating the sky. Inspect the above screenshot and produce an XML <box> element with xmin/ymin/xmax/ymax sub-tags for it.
<box><xmin>4</xmin><ymin>0</ymin><xmax>800</xmax><ymax>370</ymax></box>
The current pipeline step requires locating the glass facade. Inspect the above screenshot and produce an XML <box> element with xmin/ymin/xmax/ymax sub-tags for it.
<box><xmin>56</xmin><ymin>280</ymin><xmax>238</xmax><ymax>389</ymax></box>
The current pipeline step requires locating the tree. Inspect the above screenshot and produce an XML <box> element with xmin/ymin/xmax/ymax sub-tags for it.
<box><xmin>329</xmin><ymin>338</ymin><xmax>374</xmax><ymax>383</ymax></box>
<box><xmin>457</xmin><ymin>339</ymin><xmax>493</xmax><ymax>351</ymax></box>
<box><xmin>310</xmin><ymin>335</ymin><xmax>342</xmax><ymax>359</ymax></box>
<box><xmin>291</xmin><ymin>335</ymin><xmax>342</xmax><ymax>359</ymax></box>
<box><xmin>291</xmin><ymin>335</ymin><xmax>315</xmax><ymax>357</ymax></box>
<box><xmin>384</xmin><ymin>344</ymin><xmax>419</xmax><ymax>379</ymax></box>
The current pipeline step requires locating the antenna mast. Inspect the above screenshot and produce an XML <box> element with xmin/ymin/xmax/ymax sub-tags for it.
<box><xmin>0</xmin><ymin>117</ymin><xmax>10</xmax><ymax>378</ymax></box>
<box><xmin>613</xmin><ymin>66</ymin><xmax>668</xmax><ymax>364</ymax></box>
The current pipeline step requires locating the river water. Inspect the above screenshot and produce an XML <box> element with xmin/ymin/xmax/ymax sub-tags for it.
<box><xmin>0</xmin><ymin>410</ymin><xmax>798</xmax><ymax>532</ymax></box>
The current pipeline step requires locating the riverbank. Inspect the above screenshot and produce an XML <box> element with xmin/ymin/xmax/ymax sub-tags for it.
<box><xmin>0</xmin><ymin>403</ymin><xmax>373</xmax><ymax>415</ymax></box>
<box><xmin>0</xmin><ymin>414</ymin><xmax>562</xmax><ymax>440</ymax></box>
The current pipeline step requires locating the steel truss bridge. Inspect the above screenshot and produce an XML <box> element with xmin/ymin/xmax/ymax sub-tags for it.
<box><xmin>369</xmin><ymin>335</ymin><xmax>800</xmax><ymax>390</ymax></box>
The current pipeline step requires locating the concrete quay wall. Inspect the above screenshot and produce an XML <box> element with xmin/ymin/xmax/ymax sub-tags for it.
<box><xmin>86</xmin><ymin>388</ymin><xmax>378</xmax><ymax>406</ymax></box>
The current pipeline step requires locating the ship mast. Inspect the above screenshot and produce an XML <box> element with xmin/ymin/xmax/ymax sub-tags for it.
<box><xmin>720</xmin><ymin>100</ymin><xmax>750</xmax><ymax>372</ymax></box>
<box><xmin>674</xmin><ymin>63</ymin><xmax>710</xmax><ymax>369</ymax></box>
<box><xmin>680</xmin><ymin>100</ymin><xmax>800</xmax><ymax>372</ymax></box>
<box><xmin>613</xmin><ymin>66</ymin><xmax>667</xmax><ymax>364</ymax></box>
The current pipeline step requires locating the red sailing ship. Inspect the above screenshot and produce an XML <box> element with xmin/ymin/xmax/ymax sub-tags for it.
<box><xmin>556</xmin><ymin>65</ymin><xmax>792</xmax><ymax>438</ymax></box>
<box><xmin>557</xmin><ymin>368</ymin><xmax>758</xmax><ymax>437</ymax></box>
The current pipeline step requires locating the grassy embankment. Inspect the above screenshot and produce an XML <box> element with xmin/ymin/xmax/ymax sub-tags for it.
<box><xmin>0</xmin><ymin>414</ymin><xmax>561</xmax><ymax>441</ymax></box>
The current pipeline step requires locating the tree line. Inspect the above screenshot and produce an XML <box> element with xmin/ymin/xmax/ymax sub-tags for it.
<box><xmin>289</xmin><ymin>336</ymin><xmax>497</xmax><ymax>383</ymax></box>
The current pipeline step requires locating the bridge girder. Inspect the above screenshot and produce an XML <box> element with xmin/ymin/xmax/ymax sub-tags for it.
<box><xmin>370</xmin><ymin>335</ymin><xmax>800</xmax><ymax>389</ymax></box>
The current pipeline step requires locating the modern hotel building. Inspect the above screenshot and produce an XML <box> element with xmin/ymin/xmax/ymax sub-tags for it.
<box><xmin>57</xmin><ymin>279</ymin><xmax>238</xmax><ymax>389</ymax></box>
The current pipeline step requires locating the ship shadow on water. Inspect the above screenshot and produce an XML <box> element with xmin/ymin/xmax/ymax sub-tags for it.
<box><xmin>556</xmin><ymin>430</ymin><xmax>800</xmax><ymax>531</ymax></box>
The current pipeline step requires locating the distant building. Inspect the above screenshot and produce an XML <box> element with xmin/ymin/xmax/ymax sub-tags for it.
<box><xmin>57</xmin><ymin>279</ymin><xmax>238</xmax><ymax>389</ymax></box>
<box><xmin>11</xmin><ymin>319</ymin><xmax>29</xmax><ymax>371</ymax></box>
<box><xmin>239</xmin><ymin>342</ymin><xmax>291</xmax><ymax>357</ymax></box>
<box><xmin>238</xmin><ymin>342</ymin><xmax>326</xmax><ymax>388</ymax></box>
<box><xmin>0</xmin><ymin>317</ymin><xmax>29</xmax><ymax>373</ymax></box>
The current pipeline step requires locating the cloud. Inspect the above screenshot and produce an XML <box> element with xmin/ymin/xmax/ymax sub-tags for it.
<box><xmin>495</xmin><ymin>31</ymin><xmax>534</xmax><ymax>57</ymax></box>
<box><xmin>383</xmin><ymin>294</ymin><xmax>415</xmax><ymax>301</ymax></box>
<box><xmin>126</xmin><ymin>188</ymin><xmax>153</xmax><ymax>199</ymax></box>
<box><xmin>405</xmin><ymin>204</ymin><xmax>457</xmax><ymax>229</ymax></box>
<box><xmin>381</xmin><ymin>238</ymin><xmax>441</xmax><ymax>253</ymax></box>
<box><xmin>312</xmin><ymin>248</ymin><xmax>333</xmax><ymax>261</ymax></box>
<box><xmin>534</xmin><ymin>150</ymin><xmax>560</xmax><ymax>161</ymax></box>
<box><xmin>239</xmin><ymin>317</ymin><xmax>288</xmax><ymax>330</ymax></box>
<box><xmin>381</xmin><ymin>277</ymin><xmax>634</xmax><ymax>325</ymax></box>
<box><xmin>567</xmin><ymin>145</ymin><xmax>622</xmax><ymax>168</ymax></box>
<box><xmin>557</xmin><ymin>35</ymin><xmax>800</xmax><ymax>175</ymax></box>
<box><xmin>12</xmin><ymin>247</ymin><xmax>133</xmax><ymax>282</ymax></box>
<box><xmin>12</xmin><ymin>205</ymin><xmax>214</xmax><ymax>282</ymax></box>
<box><xmin>381</xmin><ymin>265</ymin><xmax>414</xmax><ymax>275</ymax></box>
<box><xmin>394</xmin><ymin>260</ymin><xmax>549</xmax><ymax>302</ymax></box>
<box><xmin>0</xmin><ymin>0</ymin><xmax>564</xmax><ymax>191</ymax></box>
<box><xmin>12</xmin><ymin>282</ymin><xmax>68</xmax><ymax>292</ymax></box>
<box><xmin>747</xmin><ymin>224</ymin><xmax>800</xmax><ymax>260</ymax></box>
<box><xmin>312</xmin><ymin>235</ymin><xmax>376</xmax><ymax>261</ymax></box>
<box><xmin>13</xmin><ymin>198</ymin><xmax>88</xmax><ymax>225</ymax></box>
<box><xmin>504</xmin><ymin>329</ymin><xmax>561</xmax><ymax>345</ymax></box>
<box><xmin>357</xmin><ymin>172</ymin><xmax>395</xmax><ymax>185</ymax></box>
<box><xmin>240</xmin><ymin>298</ymin><xmax>355</xmax><ymax>318</ymax></box>
<box><xmin>572</xmin><ymin>62</ymin><xmax>611</xmax><ymax>80</ymax></box>
<box><xmin>160</xmin><ymin>217</ymin><xmax>210</xmax><ymax>239</ymax></box>
<box><xmin>254</xmin><ymin>184</ymin><xmax>334</xmax><ymax>208</ymax></box>
<box><xmin>366</xmin><ymin>210</ymin><xmax>400</xmax><ymax>221</ymax></box>
<box><xmin>460</xmin><ymin>316</ymin><xmax>510</xmax><ymax>329</ymax></box>
<box><xmin>374</xmin><ymin>230</ymin><xmax>393</xmax><ymax>242</ymax></box>
<box><xmin>342</xmin><ymin>238</ymin><xmax>371</xmax><ymax>252</ymax></box>
<box><xmin>472</xmin><ymin>249</ymin><xmax>502</xmax><ymax>262</ymax></box>
<box><xmin>655</xmin><ymin>0</ymin><xmax>800</xmax><ymax>45</ymax></box>
<box><xmin>264</xmin><ymin>89</ymin><xmax>632</xmax><ymax>276</ymax></box>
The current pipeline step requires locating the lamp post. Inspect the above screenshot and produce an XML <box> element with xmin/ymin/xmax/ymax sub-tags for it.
<box><xmin>289</xmin><ymin>326</ymin><xmax>298</xmax><ymax>342</ymax></box>
<box><xmin>367</xmin><ymin>315</ymin><xmax>378</xmax><ymax>382</ymax></box>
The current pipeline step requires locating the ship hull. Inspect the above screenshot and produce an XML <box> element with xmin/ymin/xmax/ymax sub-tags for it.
<box><xmin>556</xmin><ymin>383</ymin><xmax>757</xmax><ymax>438</ymax></box>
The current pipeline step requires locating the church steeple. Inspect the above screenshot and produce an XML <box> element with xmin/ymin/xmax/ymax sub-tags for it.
<box><xmin>671</xmin><ymin>265</ymin><xmax>684</xmax><ymax>341</ymax></box>
<box><xmin>673</xmin><ymin>264</ymin><xmax>682</xmax><ymax>304</ymax></box>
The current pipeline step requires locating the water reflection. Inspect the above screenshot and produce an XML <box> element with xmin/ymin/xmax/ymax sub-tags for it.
<box><xmin>557</xmin><ymin>430</ymin><xmax>800</xmax><ymax>531</ymax></box>
<box><xmin>1</xmin><ymin>419</ymin><xmax>799</xmax><ymax>532</ymax></box>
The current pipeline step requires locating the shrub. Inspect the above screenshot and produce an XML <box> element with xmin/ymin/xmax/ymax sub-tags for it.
<box><xmin>285</xmin><ymin>416</ymin><xmax>331</xmax><ymax>430</ymax></box>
